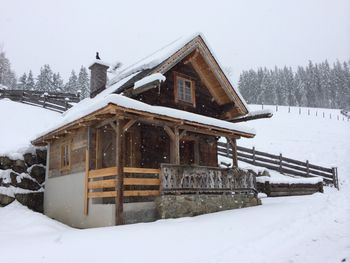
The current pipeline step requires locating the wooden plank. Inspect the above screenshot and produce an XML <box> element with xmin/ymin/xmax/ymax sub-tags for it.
<box><xmin>88</xmin><ymin>178</ymin><xmax>160</xmax><ymax>189</ymax></box>
<box><xmin>88</xmin><ymin>179</ymin><xmax>116</xmax><ymax>189</ymax></box>
<box><xmin>124</xmin><ymin>167</ymin><xmax>160</xmax><ymax>174</ymax></box>
<box><xmin>88</xmin><ymin>167</ymin><xmax>118</xmax><ymax>178</ymax></box>
<box><xmin>88</xmin><ymin>191</ymin><xmax>117</xmax><ymax>198</ymax></box>
<box><xmin>125</xmin><ymin>178</ymin><xmax>160</xmax><ymax>186</ymax></box>
<box><xmin>124</xmin><ymin>190</ymin><xmax>160</xmax><ymax>197</ymax></box>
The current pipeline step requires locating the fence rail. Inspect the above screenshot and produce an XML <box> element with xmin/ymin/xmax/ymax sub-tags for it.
<box><xmin>217</xmin><ymin>142</ymin><xmax>339</xmax><ymax>189</ymax></box>
<box><xmin>0</xmin><ymin>89</ymin><xmax>80</xmax><ymax>112</ymax></box>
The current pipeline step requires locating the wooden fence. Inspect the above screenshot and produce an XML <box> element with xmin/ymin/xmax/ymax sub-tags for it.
<box><xmin>0</xmin><ymin>89</ymin><xmax>80</xmax><ymax>112</ymax></box>
<box><xmin>217</xmin><ymin>142</ymin><xmax>339</xmax><ymax>189</ymax></box>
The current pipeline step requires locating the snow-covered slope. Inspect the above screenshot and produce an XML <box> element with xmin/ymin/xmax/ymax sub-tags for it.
<box><xmin>239</xmin><ymin>104</ymin><xmax>350</xmax><ymax>186</ymax></box>
<box><xmin>0</xmin><ymin>104</ymin><xmax>349</xmax><ymax>263</ymax></box>
<box><xmin>0</xmin><ymin>99</ymin><xmax>61</xmax><ymax>158</ymax></box>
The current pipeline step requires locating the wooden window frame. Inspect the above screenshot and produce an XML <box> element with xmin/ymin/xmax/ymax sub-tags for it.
<box><xmin>60</xmin><ymin>140</ymin><xmax>71</xmax><ymax>171</ymax></box>
<box><xmin>174</xmin><ymin>72</ymin><xmax>196</xmax><ymax>107</ymax></box>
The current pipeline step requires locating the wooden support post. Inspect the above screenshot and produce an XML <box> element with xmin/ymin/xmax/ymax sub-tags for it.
<box><xmin>84</xmin><ymin>126</ymin><xmax>91</xmax><ymax>215</ymax></box>
<box><xmin>227</xmin><ymin>138</ymin><xmax>237</xmax><ymax>167</ymax></box>
<box><xmin>174</xmin><ymin>127</ymin><xmax>180</xmax><ymax>165</ymax></box>
<box><xmin>226</xmin><ymin>141</ymin><xmax>230</xmax><ymax>157</ymax></box>
<box><xmin>115</xmin><ymin>118</ymin><xmax>125</xmax><ymax>225</ymax></box>
<box><xmin>306</xmin><ymin>160</ymin><xmax>310</xmax><ymax>177</ymax></box>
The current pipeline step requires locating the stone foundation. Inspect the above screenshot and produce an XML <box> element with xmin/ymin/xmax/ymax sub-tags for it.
<box><xmin>156</xmin><ymin>194</ymin><xmax>261</xmax><ymax>219</ymax></box>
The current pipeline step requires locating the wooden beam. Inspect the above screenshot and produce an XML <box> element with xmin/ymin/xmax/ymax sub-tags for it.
<box><xmin>174</xmin><ymin>127</ymin><xmax>180</xmax><ymax>165</ymax></box>
<box><xmin>115</xmin><ymin>118</ymin><xmax>125</xmax><ymax>225</ymax></box>
<box><xmin>227</xmin><ymin>138</ymin><xmax>238</xmax><ymax>167</ymax></box>
<box><xmin>163</xmin><ymin>125</ymin><xmax>175</xmax><ymax>141</ymax></box>
<box><xmin>123</xmin><ymin>119</ymin><xmax>136</xmax><ymax>132</ymax></box>
<box><xmin>83</xmin><ymin>126</ymin><xmax>90</xmax><ymax>215</ymax></box>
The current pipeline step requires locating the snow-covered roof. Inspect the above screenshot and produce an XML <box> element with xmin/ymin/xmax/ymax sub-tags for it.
<box><xmin>133</xmin><ymin>73</ymin><xmax>166</xmax><ymax>90</ymax></box>
<box><xmin>34</xmin><ymin>92</ymin><xmax>255</xmax><ymax>142</ymax></box>
<box><xmin>107</xmin><ymin>33</ymin><xmax>199</xmax><ymax>88</ymax></box>
<box><xmin>100</xmin><ymin>32</ymin><xmax>249</xmax><ymax>113</ymax></box>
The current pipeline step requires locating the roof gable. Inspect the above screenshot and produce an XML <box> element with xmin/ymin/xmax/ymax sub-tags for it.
<box><xmin>106</xmin><ymin>33</ymin><xmax>249</xmax><ymax>117</ymax></box>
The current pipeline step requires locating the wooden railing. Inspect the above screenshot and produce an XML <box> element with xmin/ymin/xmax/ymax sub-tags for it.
<box><xmin>160</xmin><ymin>164</ymin><xmax>257</xmax><ymax>195</ymax></box>
<box><xmin>217</xmin><ymin>142</ymin><xmax>339</xmax><ymax>189</ymax></box>
<box><xmin>0</xmin><ymin>89</ymin><xmax>80</xmax><ymax>112</ymax></box>
<box><xmin>86</xmin><ymin>167</ymin><xmax>161</xmax><ymax>199</ymax></box>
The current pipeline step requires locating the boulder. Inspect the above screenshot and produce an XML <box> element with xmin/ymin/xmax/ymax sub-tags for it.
<box><xmin>36</xmin><ymin>149</ymin><xmax>47</xmax><ymax>165</ymax></box>
<box><xmin>0</xmin><ymin>194</ymin><xmax>15</xmax><ymax>207</ymax></box>
<box><xmin>30</xmin><ymin>165</ymin><xmax>46</xmax><ymax>184</ymax></box>
<box><xmin>16</xmin><ymin>177</ymin><xmax>41</xmax><ymax>191</ymax></box>
<box><xmin>10</xmin><ymin>173</ymin><xmax>41</xmax><ymax>191</ymax></box>
<box><xmin>23</xmin><ymin>153</ymin><xmax>37</xmax><ymax>167</ymax></box>
<box><xmin>12</xmin><ymin>159</ymin><xmax>27</xmax><ymax>173</ymax></box>
<box><xmin>0</xmin><ymin>156</ymin><xmax>13</xmax><ymax>169</ymax></box>
<box><xmin>15</xmin><ymin>192</ymin><xmax>43</xmax><ymax>213</ymax></box>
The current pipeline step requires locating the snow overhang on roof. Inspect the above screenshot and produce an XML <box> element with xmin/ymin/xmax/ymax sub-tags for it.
<box><xmin>32</xmin><ymin>94</ymin><xmax>255</xmax><ymax>145</ymax></box>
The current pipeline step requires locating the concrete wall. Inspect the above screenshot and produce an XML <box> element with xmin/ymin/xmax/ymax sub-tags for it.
<box><xmin>44</xmin><ymin>144</ymin><xmax>158</xmax><ymax>228</ymax></box>
<box><xmin>44</xmin><ymin>171</ymin><xmax>116</xmax><ymax>228</ymax></box>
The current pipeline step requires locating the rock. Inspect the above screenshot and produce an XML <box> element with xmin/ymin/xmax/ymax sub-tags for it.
<box><xmin>0</xmin><ymin>156</ymin><xmax>13</xmax><ymax>169</ymax></box>
<box><xmin>23</xmin><ymin>153</ymin><xmax>37</xmax><ymax>167</ymax></box>
<box><xmin>30</xmin><ymin>165</ymin><xmax>46</xmax><ymax>184</ymax></box>
<box><xmin>0</xmin><ymin>194</ymin><xmax>15</xmax><ymax>207</ymax></box>
<box><xmin>36</xmin><ymin>149</ymin><xmax>47</xmax><ymax>165</ymax></box>
<box><xmin>10</xmin><ymin>172</ymin><xmax>18</xmax><ymax>186</ymax></box>
<box><xmin>261</xmin><ymin>170</ymin><xmax>270</xmax><ymax>177</ymax></box>
<box><xmin>15</xmin><ymin>193</ymin><xmax>43</xmax><ymax>213</ymax></box>
<box><xmin>14</xmin><ymin>176</ymin><xmax>41</xmax><ymax>191</ymax></box>
<box><xmin>12</xmin><ymin>159</ymin><xmax>27</xmax><ymax>173</ymax></box>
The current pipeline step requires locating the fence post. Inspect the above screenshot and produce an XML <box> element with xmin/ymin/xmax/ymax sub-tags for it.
<box><xmin>306</xmin><ymin>160</ymin><xmax>310</xmax><ymax>177</ymax></box>
<box><xmin>252</xmin><ymin>147</ymin><xmax>256</xmax><ymax>164</ymax></box>
<box><xmin>279</xmin><ymin>153</ymin><xmax>282</xmax><ymax>173</ymax></box>
<box><xmin>288</xmin><ymin>106</ymin><xmax>290</xmax><ymax>113</ymax></box>
<box><xmin>276</xmin><ymin>105</ymin><xmax>278</xmax><ymax>112</ymax></box>
<box><xmin>226</xmin><ymin>141</ymin><xmax>230</xmax><ymax>157</ymax></box>
<box><xmin>299</xmin><ymin>107</ymin><xmax>301</xmax><ymax>115</ymax></box>
<box><xmin>332</xmin><ymin>167</ymin><xmax>339</xmax><ymax>190</ymax></box>
<box><xmin>308</xmin><ymin>109</ymin><xmax>310</xmax><ymax>115</ymax></box>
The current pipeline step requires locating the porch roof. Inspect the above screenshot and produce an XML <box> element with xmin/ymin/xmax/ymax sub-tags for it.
<box><xmin>32</xmin><ymin>93</ymin><xmax>255</xmax><ymax>145</ymax></box>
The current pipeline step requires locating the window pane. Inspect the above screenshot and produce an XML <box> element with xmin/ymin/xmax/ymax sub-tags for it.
<box><xmin>178</xmin><ymin>79</ymin><xmax>184</xmax><ymax>100</ymax></box>
<box><xmin>184</xmin><ymin>81</ymin><xmax>192</xmax><ymax>102</ymax></box>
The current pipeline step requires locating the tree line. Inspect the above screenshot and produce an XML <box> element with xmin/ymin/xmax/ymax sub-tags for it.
<box><xmin>238</xmin><ymin>60</ymin><xmax>350</xmax><ymax>109</ymax></box>
<box><xmin>0</xmin><ymin>50</ymin><xmax>90</xmax><ymax>99</ymax></box>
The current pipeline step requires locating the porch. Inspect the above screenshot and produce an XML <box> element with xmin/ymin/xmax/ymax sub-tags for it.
<box><xmin>80</xmin><ymin>104</ymin><xmax>257</xmax><ymax>224</ymax></box>
<box><xmin>84</xmin><ymin>163</ymin><xmax>257</xmax><ymax>223</ymax></box>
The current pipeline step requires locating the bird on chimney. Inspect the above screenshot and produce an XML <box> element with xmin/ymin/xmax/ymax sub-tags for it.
<box><xmin>96</xmin><ymin>52</ymin><xmax>101</xmax><ymax>60</ymax></box>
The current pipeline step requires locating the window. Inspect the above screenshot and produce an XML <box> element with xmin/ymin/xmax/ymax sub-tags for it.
<box><xmin>60</xmin><ymin>142</ymin><xmax>71</xmax><ymax>170</ymax></box>
<box><xmin>174</xmin><ymin>73</ymin><xmax>195</xmax><ymax>106</ymax></box>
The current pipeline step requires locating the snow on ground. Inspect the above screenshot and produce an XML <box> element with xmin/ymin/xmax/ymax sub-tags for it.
<box><xmin>0</xmin><ymin>99</ymin><xmax>61</xmax><ymax>158</ymax></box>
<box><xmin>0</xmin><ymin>104</ymin><xmax>349</xmax><ymax>263</ymax></box>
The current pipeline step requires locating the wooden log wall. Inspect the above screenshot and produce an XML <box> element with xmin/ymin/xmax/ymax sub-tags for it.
<box><xmin>133</xmin><ymin>62</ymin><xmax>226</xmax><ymax>119</ymax></box>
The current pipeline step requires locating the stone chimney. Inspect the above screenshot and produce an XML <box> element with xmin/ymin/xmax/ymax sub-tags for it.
<box><xmin>88</xmin><ymin>60</ymin><xmax>109</xmax><ymax>98</ymax></box>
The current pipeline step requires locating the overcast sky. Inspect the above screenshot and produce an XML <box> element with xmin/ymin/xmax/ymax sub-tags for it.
<box><xmin>1</xmin><ymin>0</ymin><xmax>349</xmax><ymax>84</ymax></box>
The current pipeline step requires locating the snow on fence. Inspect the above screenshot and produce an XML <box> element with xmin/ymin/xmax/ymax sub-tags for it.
<box><xmin>0</xmin><ymin>89</ymin><xmax>81</xmax><ymax>113</ymax></box>
<box><xmin>217</xmin><ymin>142</ymin><xmax>339</xmax><ymax>189</ymax></box>
<box><xmin>258</xmin><ymin>104</ymin><xmax>350</xmax><ymax>122</ymax></box>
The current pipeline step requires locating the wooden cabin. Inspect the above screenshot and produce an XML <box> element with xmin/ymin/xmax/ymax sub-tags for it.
<box><xmin>32</xmin><ymin>33</ymin><xmax>259</xmax><ymax>228</ymax></box>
